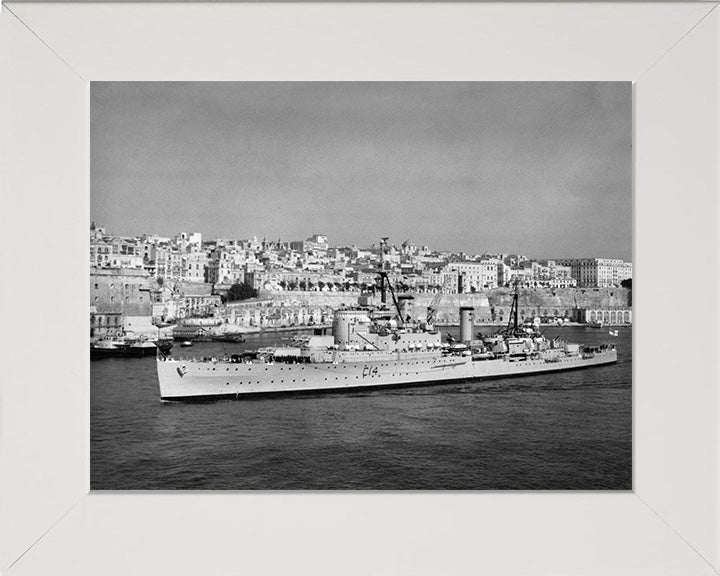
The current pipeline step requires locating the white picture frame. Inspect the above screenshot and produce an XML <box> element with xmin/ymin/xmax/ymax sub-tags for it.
<box><xmin>1</xmin><ymin>2</ymin><xmax>719</xmax><ymax>574</ymax></box>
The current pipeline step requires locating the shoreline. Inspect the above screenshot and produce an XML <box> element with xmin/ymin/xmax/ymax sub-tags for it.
<box><xmin>217</xmin><ymin>321</ymin><xmax>632</xmax><ymax>336</ymax></box>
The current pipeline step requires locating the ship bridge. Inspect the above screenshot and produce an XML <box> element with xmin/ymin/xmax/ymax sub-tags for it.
<box><xmin>331</xmin><ymin>307</ymin><xmax>441</xmax><ymax>353</ymax></box>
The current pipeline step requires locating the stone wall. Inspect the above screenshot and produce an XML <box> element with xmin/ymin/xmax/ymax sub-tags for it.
<box><xmin>91</xmin><ymin>267</ymin><xmax>153</xmax><ymax>316</ymax></box>
<box><xmin>221</xmin><ymin>298</ymin><xmax>335</xmax><ymax>330</ymax></box>
<box><xmin>255</xmin><ymin>291</ymin><xmax>360</xmax><ymax>308</ymax></box>
<box><xmin>254</xmin><ymin>287</ymin><xmax>631</xmax><ymax>324</ymax></box>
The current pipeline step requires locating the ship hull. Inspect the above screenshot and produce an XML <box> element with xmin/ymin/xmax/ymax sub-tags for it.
<box><xmin>157</xmin><ymin>350</ymin><xmax>617</xmax><ymax>401</ymax></box>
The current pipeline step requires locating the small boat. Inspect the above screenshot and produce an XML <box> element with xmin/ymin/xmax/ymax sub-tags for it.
<box><xmin>608</xmin><ymin>329</ymin><xmax>619</xmax><ymax>337</ymax></box>
<box><xmin>180</xmin><ymin>341</ymin><xmax>194</xmax><ymax>347</ymax></box>
<box><xmin>586</xmin><ymin>321</ymin><xmax>604</xmax><ymax>329</ymax></box>
<box><xmin>210</xmin><ymin>333</ymin><xmax>246</xmax><ymax>344</ymax></box>
<box><xmin>90</xmin><ymin>339</ymin><xmax>127</xmax><ymax>359</ymax></box>
<box><xmin>91</xmin><ymin>337</ymin><xmax>172</xmax><ymax>359</ymax></box>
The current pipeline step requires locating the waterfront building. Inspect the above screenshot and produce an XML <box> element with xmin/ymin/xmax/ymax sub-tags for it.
<box><xmin>178</xmin><ymin>293</ymin><xmax>222</xmax><ymax>318</ymax></box>
<box><xmin>578</xmin><ymin>308</ymin><xmax>632</xmax><ymax>325</ymax></box>
<box><xmin>448</xmin><ymin>260</ymin><xmax>499</xmax><ymax>292</ymax></box>
<box><xmin>90</xmin><ymin>267</ymin><xmax>154</xmax><ymax>336</ymax></box>
<box><xmin>89</xmin><ymin>306</ymin><xmax>124</xmax><ymax>340</ymax></box>
<box><xmin>224</xmin><ymin>299</ymin><xmax>334</xmax><ymax>330</ymax></box>
<box><xmin>557</xmin><ymin>258</ymin><xmax>633</xmax><ymax>288</ymax></box>
<box><xmin>91</xmin><ymin>267</ymin><xmax>153</xmax><ymax>314</ymax></box>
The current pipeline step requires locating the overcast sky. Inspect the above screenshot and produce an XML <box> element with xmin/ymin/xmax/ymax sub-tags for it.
<box><xmin>91</xmin><ymin>82</ymin><xmax>631</xmax><ymax>260</ymax></box>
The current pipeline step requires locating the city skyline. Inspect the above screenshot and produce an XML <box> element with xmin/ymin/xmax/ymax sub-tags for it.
<box><xmin>92</xmin><ymin>82</ymin><xmax>632</xmax><ymax>260</ymax></box>
<box><xmin>91</xmin><ymin>222</ymin><xmax>631</xmax><ymax>262</ymax></box>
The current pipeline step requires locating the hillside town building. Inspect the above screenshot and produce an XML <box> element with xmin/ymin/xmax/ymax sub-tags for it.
<box><xmin>89</xmin><ymin>224</ymin><xmax>633</xmax><ymax>334</ymax></box>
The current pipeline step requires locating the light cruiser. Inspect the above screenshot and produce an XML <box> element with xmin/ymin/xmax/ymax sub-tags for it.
<box><xmin>156</xmin><ymin>280</ymin><xmax>617</xmax><ymax>401</ymax></box>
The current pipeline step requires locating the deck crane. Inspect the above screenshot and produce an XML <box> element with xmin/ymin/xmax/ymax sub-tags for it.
<box><xmin>426</xmin><ymin>290</ymin><xmax>443</xmax><ymax>327</ymax></box>
<box><xmin>377</xmin><ymin>237</ymin><xmax>405</xmax><ymax>325</ymax></box>
<box><xmin>426</xmin><ymin>275</ymin><xmax>454</xmax><ymax>327</ymax></box>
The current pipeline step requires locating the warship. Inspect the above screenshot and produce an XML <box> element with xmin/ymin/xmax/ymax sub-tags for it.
<box><xmin>156</xmin><ymin>242</ymin><xmax>617</xmax><ymax>401</ymax></box>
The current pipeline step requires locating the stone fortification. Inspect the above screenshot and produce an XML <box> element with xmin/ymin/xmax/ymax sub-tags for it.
<box><xmin>251</xmin><ymin>287</ymin><xmax>631</xmax><ymax>325</ymax></box>
<box><xmin>91</xmin><ymin>267</ymin><xmax>153</xmax><ymax>316</ymax></box>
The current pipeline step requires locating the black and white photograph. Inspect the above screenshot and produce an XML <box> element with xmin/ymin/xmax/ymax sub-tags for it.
<box><xmin>90</xmin><ymin>81</ymin><xmax>632</xmax><ymax>490</ymax></box>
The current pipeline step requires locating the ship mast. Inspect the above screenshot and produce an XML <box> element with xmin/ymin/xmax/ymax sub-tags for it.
<box><xmin>505</xmin><ymin>281</ymin><xmax>520</xmax><ymax>335</ymax></box>
<box><xmin>377</xmin><ymin>237</ymin><xmax>404</xmax><ymax>324</ymax></box>
<box><xmin>379</xmin><ymin>237</ymin><xmax>388</xmax><ymax>304</ymax></box>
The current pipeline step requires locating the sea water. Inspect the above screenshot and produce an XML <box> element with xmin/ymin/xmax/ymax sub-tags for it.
<box><xmin>90</xmin><ymin>326</ymin><xmax>631</xmax><ymax>490</ymax></box>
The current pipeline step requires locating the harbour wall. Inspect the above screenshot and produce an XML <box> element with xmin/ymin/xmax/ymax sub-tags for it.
<box><xmin>216</xmin><ymin>287</ymin><xmax>632</xmax><ymax>328</ymax></box>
